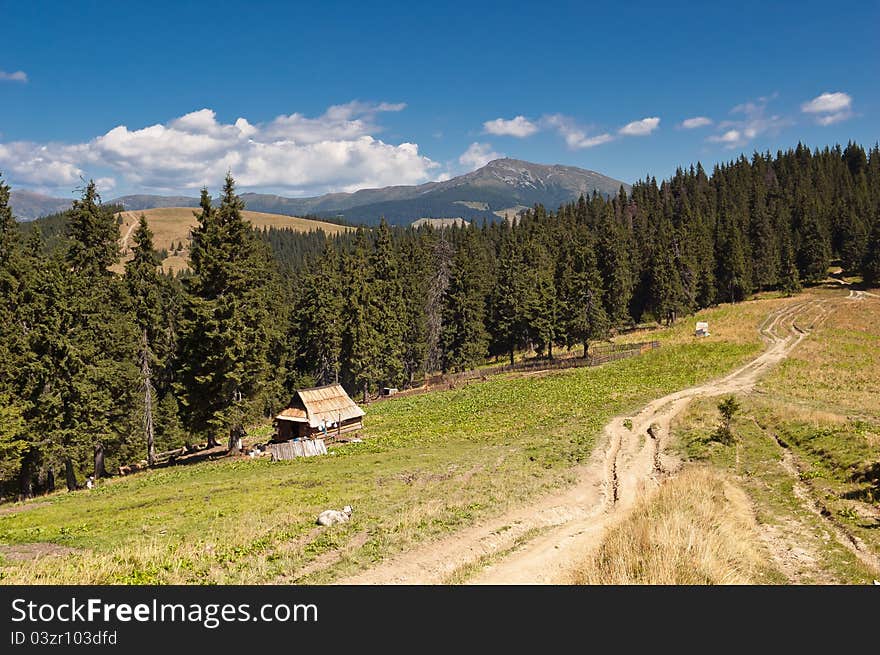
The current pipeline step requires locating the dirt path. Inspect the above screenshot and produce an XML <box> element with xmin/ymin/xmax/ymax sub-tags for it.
<box><xmin>339</xmin><ymin>298</ymin><xmax>829</xmax><ymax>585</ymax></box>
<box><xmin>119</xmin><ymin>213</ymin><xmax>138</xmax><ymax>252</ymax></box>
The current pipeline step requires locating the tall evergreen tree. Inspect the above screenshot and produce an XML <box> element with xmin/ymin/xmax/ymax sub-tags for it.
<box><xmin>795</xmin><ymin>194</ymin><xmax>831</xmax><ymax>283</ymax></box>
<box><xmin>596</xmin><ymin>204</ymin><xmax>634</xmax><ymax>325</ymax></box>
<box><xmin>441</xmin><ymin>228</ymin><xmax>490</xmax><ymax>371</ymax></box>
<box><xmin>558</xmin><ymin>226</ymin><xmax>609</xmax><ymax>355</ymax></box>
<box><xmin>341</xmin><ymin>227</ymin><xmax>381</xmax><ymax>401</ymax></box>
<box><xmin>370</xmin><ymin>219</ymin><xmax>406</xmax><ymax>386</ymax></box>
<box><xmin>491</xmin><ymin>227</ymin><xmax>524</xmax><ymax>365</ymax></box>
<box><xmin>177</xmin><ymin>175</ymin><xmax>279</xmax><ymax>453</ymax></box>
<box><xmin>297</xmin><ymin>243</ymin><xmax>343</xmax><ymax>385</ymax></box>
<box><xmin>863</xmin><ymin>212</ymin><xmax>880</xmax><ymax>286</ymax></box>
<box><xmin>126</xmin><ymin>216</ymin><xmax>164</xmax><ymax>465</ymax></box>
<box><xmin>66</xmin><ymin>181</ymin><xmax>119</xmax><ymax>275</ymax></box>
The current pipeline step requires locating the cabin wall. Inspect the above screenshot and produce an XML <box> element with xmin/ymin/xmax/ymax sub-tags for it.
<box><xmin>276</xmin><ymin>421</ymin><xmax>293</xmax><ymax>442</ymax></box>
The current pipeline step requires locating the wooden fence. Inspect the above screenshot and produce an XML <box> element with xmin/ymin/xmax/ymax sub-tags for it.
<box><xmin>266</xmin><ymin>438</ymin><xmax>328</xmax><ymax>461</ymax></box>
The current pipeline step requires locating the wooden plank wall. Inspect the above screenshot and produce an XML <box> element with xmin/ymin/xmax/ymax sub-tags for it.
<box><xmin>267</xmin><ymin>439</ymin><xmax>328</xmax><ymax>461</ymax></box>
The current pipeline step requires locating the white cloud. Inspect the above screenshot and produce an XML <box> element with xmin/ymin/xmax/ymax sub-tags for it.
<box><xmin>0</xmin><ymin>102</ymin><xmax>440</xmax><ymax>195</ymax></box>
<box><xmin>680</xmin><ymin>116</ymin><xmax>712</xmax><ymax>129</ymax></box>
<box><xmin>483</xmin><ymin>115</ymin><xmax>539</xmax><ymax>138</ymax></box>
<box><xmin>94</xmin><ymin>177</ymin><xmax>117</xmax><ymax>193</ymax></box>
<box><xmin>707</xmin><ymin>96</ymin><xmax>792</xmax><ymax>148</ymax></box>
<box><xmin>618</xmin><ymin>117</ymin><xmax>660</xmax><ymax>136</ymax></box>
<box><xmin>708</xmin><ymin>130</ymin><xmax>742</xmax><ymax>145</ymax></box>
<box><xmin>801</xmin><ymin>92</ymin><xmax>851</xmax><ymax>114</ymax></box>
<box><xmin>801</xmin><ymin>92</ymin><xmax>853</xmax><ymax>125</ymax></box>
<box><xmin>815</xmin><ymin>111</ymin><xmax>852</xmax><ymax>126</ymax></box>
<box><xmin>542</xmin><ymin>114</ymin><xmax>615</xmax><ymax>149</ymax></box>
<box><xmin>0</xmin><ymin>141</ymin><xmax>87</xmax><ymax>186</ymax></box>
<box><xmin>0</xmin><ymin>70</ymin><xmax>27</xmax><ymax>82</ymax></box>
<box><xmin>458</xmin><ymin>142</ymin><xmax>502</xmax><ymax>170</ymax></box>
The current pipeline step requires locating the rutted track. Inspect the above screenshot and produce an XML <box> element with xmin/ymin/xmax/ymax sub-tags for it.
<box><xmin>337</xmin><ymin>298</ymin><xmax>831</xmax><ymax>585</ymax></box>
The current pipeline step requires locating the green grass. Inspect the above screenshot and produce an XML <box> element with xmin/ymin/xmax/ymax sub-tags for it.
<box><xmin>0</xmin><ymin>312</ymin><xmax>763</xmax><ymax>584</ymax></box>
<box><xmin>672</xmin><ymin>397</ymin><xmax>876</xmax><ymax>584</ymax></box>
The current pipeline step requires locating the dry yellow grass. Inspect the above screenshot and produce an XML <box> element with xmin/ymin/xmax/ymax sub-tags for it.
<box><xmin>758</xmin><ymin>290</ymin><xmax>880</xmax><ymax>419</ymax></box>
<box><xmin>113</xmin><ymin>207</ymin><xmax>350</xmax><ymax>273</ymax></box>
<box><xmin>570</xmin><ymin>467</ymin><xmax>772</xmax><ymax>584</ymax></box>
<box><xmin>614</xmin><ymin>294</ymin><xmax>791</xmax><ymax>349</ymax></box>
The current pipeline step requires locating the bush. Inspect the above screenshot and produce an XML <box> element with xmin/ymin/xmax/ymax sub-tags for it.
<box><xmin>712</xmin><ymin>396</ymin><xmax>740</xmax><ymax>445</ymax></box>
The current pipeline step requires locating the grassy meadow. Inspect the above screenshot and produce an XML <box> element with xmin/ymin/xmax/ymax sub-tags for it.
<box><xmin>0</xmin><ymin>300</ymin><xmax>770</xmax><ymax>584</ymax></box>
<box><xmin>662</xmin><ymin>286</ymin><xmax>880</xmax><ymax>584</ymax></box>
<box><xmin>113</xmin><ymin>207</ymin><xmax>350</xmax><ymax>273</ymax></box>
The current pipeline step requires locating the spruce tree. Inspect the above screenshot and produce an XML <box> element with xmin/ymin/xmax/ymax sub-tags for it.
<box><xmin>795</xmin><ymin>195</ymin><xmax>831</xmax><ymax>283</ymax></box>
<box><xmin>519</xmin><ymin>233</ymin><xmax>556</xmax><ymax>358</ymax></box>
<box><xmin>863</xmin><ymin>212</ymin><xmax>880</xmax><ymax>286</ymax></box>
<box><xmin>0</xmin><ymin>175</ymin><xmax>33</xmax><ymax>490</ymax></box>
<box><xmin>399</xmin><ymin>232</ymin><xmax>430</xmax><ymax>386</ymax></box>
<box><xmin>441</xmin><ymin>228</ymin><xmax>490</xmax><ymax>371</ymax></box>
<box><xmin>558</xmin><ymin>226</ymin><xmax>609</xmax><ymax>355</ymax></box>
<box><xmin>749</xmin><ymin>185</ymin><xmax>779</xmax><ymax>289</ymax></box>
<box><xmin>715</xmin><ymin>208</ymin><xmax>751</xmax><ymax>303</ymax></box>
<box><xmin>649</xmin><ymin>217</ymin><xmax>687</xmax><ymax>323</ymax></box>
<box><xmin>177</xmin><ymin>175</ymin><xmax>278</xmax><ymax>452</ymax></box>
<box><xmin>341</xmin><ymin>227</ymin><xmax>381</xmax><ymax>401</ymax></box>
<box><xmin>125</xmin><ymin>216</ymin><xmax>163</xmax><ymax>465</ymax></box>
<box><xmin>778</xmin><ymin>224</ymin><xmax>802</xmax><ymax>295</ymax></box>
<box><xmin>491</xmin><ymin>227</ymin><xmax>524</xmax><ymax>365</ymax></box>
<box><xmin>596</xmin><ymin>204</ymin><xmax>633</xmax><ymax>326</ymax></box>
<box><xmin>297</xmin><ymin>243</ymin><xmax>343</xmax><ymax>385</ymax></box>
<box><xmin>66</xmin><ymin>180</ymin><xmax>119</xmax><ymax>275</ymax></box>
<box><xmin>370</xmin><ymin>219</ymin><xmax>405</xmax><ymax>386</ymax></box>
<box><xmin>424</xmin><ymin>232</ymin><xmax>453</xmax><ymax>373</ymax></box>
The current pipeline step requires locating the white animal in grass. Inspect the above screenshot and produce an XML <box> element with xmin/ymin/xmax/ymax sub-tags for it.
<box><xmin>316</xmin><ymin>505</ymin><xmax>353</xmax><ymax>526</ymax></box>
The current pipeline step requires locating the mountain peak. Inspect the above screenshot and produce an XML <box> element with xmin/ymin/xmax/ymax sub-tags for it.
<box><xmin>10</xmin><ymin>158</ymin><xmax>629</xmax><ymax>224</ymax></box>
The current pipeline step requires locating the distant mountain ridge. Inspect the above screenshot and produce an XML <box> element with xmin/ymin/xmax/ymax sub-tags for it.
<box><xmin>9</xmin><ymin>159</ymin><xmax>630</xmax><ymax>224</ymax></box>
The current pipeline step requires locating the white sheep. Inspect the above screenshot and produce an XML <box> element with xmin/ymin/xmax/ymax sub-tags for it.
<box><xmin>316</xmin><ymin>505</ymin><xmax>352</xmax><ymax>526</ymax></box>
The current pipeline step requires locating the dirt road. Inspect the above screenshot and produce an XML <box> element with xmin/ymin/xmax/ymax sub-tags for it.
<box><xmin>339</xmin><ymin>298</ymin><xmax>830</xmax><ymax>585</ymax></box>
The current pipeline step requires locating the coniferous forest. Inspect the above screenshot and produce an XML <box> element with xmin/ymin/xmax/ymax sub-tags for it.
<box><xmin>2</xmin><ymin>142</ymin><xmax>880</xmax><ymax>498</ymax></box>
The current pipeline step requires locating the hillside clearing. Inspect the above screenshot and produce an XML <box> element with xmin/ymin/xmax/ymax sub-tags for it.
<box><xmin>113</xmin><ymin>207</ymin><xmax>349</xmax><ymax>272</ymax></box>
<box><xmin>0</xmin><ymin>298</ymin><xmax>766</xmax><ymax>584</ymax></box>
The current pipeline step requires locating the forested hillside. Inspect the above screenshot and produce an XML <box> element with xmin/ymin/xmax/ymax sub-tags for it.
<box><xmin>1</xmin><ymin>142</ymin><xmax>879</xmax><ymax>500</ymax></box>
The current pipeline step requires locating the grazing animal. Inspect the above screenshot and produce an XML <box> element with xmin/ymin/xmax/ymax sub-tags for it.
<box><xmin>316</xmin><ymin>505</ymin><xmax>352</xmax><ymax>526</ymax></box>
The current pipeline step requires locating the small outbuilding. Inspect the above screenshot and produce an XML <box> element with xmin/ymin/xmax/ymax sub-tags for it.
<box><xmin>695</xmin><ymin>321</ymin><xmax>710</xmax><ymax>337</ymax></box>
<box><xmin>273</xmin><ymin>383</ymin><xmax>365</xmax><ymax>443</ymax></box>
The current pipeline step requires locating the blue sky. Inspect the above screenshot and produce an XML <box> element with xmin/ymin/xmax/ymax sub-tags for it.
<box><xmin>0</xmin><ymin>0</ymin><xmax>877</xmax><ymax>198</ymax></box>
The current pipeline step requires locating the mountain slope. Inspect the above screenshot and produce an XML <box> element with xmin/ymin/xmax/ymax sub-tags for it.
<box><xmin>9</xmin><ymin>190</ymin><xmax>73</xmax><ymax>221</ymax></box>
<box><xmin>238</xmin><ymin>159</ymin><xmax>629</xmax><ymax>224</ymax></box>
<box><xmin>11</xmin><ymin>159</ymin><xmax>629</xmax><ymax>224</ymax></box>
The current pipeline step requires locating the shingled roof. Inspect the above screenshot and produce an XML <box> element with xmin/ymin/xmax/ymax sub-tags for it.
<box><xmin>275</xmin><ymin>383</ymin><xmax>365</xmax><ymax>428</ymax></box>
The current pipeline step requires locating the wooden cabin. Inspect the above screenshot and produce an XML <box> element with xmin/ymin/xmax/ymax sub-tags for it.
<box><xmin>273</xmin><ymin>383</ymin><xmax>365</xmax><ymax>442</ymax></box>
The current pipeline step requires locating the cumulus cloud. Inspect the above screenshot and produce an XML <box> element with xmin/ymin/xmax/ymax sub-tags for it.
<box><xmin>618</xmin><ymin>117</ymin><xmax>660</xmax><ymax>136</ymax></box>
<box><xmin>459</xmin><ymin>142</ymin><xmax>503</xmax><ymax>170</ymax></box>
<box><xmin>801</xmin><ymin>92</ymin><xmax>851</xmax><ymax>114</ymax></box>
<box><xmin>0</xmin><ymin>101</ymin><xmax>440</xmax><ymax>195</ymax></box>
<box><xmin>708</xmin><ymin>130</ymin><xmax>742</xmax><ymax>145</ymax></box>
<box><xmin>0</xmin><ymin>70</ymin><xmax>27</xmax><ymax>82</ymax></box>
<box><xmin>801</xmin><ymin>92</ymin><xmax>853</xmax><ymax>125</ymax></box>
<box><xmin>542</xmin><ymin>114</ymin><xmax>615</xmax><ymax>149</ymax></box>
<box><xmin>707</xmin><ymin>96</ymin><xmax>792</xmax><ymax>148</ymax></box>
<box><xmin>483</xmin><ymin>115</ymin><xmax>539</xmax><ymax>138</ymax></box>
<box><xmin>680</xmin><ymin>116</ymin><xmax>712</xmax><ymax>129</ymax></box>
